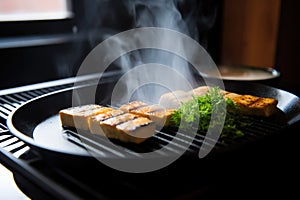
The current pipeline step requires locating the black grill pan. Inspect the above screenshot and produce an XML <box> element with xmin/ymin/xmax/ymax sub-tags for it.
<box><xmin>6</xmin><ymin>81</ymin><xmax>300</xmax><ymax>166</ymax></box>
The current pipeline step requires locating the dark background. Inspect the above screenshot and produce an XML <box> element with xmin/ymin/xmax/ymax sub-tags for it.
<box><xmin>0</xmin><ymin>0</ymin><xmax>222</xmax><ymax>90</ymax></box>
<box><xmin>275</xmin><ymin>0</ymin><xmax>300</xmax><ymax>95</ymax></box>
<box><xmin>0</xmin><ymin>0</ymin><xmax>299</xmax><ymax>93</ymax></box>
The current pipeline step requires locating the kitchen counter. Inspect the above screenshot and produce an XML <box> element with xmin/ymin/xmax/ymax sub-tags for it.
<box><xmin>0</xmin><ymin>163</ymin><xmax>30</xmax><ymax>200</ymax></box>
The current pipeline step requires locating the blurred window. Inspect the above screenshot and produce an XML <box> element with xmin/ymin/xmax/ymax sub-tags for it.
<box><xmin>0</xmin><ymin>0</ymin><xmax>72</xmax><ymax>21</ymax></box>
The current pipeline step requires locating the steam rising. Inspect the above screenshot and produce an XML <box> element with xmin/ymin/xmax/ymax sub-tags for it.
<box><xmin>71</xmin><ymin>0</ymin><xmax>220</xmax><ymax>105</ymax></box>
<box><xmin>125</xmin><ymin>0</ymin><xmax>189</xmax><ymax>33</ymax></box>
<box><xmin>114</xmin><ymin>0</ymin><xmax>209</xmax><ymax>104</ymax></box>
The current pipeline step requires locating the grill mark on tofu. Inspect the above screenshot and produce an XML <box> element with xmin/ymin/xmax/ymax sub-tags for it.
<box><xmin>116</xmin><ymin>117</ymin><xmax>153</xmax><ymax>131</ymax></box>
<box><xmin>232</xmin><ymin>95</ymin><xmax>261</xmax><ymax>106</ymax></box>
<box><xmin>92</xmin><ymin>109</ymin><xmax>124</xmax><ymax>122</ymax></box>
<box><xmin>101</xmin><ymin>113</ymin><xmax>138</xmax><ymax>126</ymax></box>
<box><xmin>88</xmin><ymin>109</ymin><xmax>125</xmax><ymax>135</ymax></box>
<box><xmin>119</xmin><ymin>101</ymin><xmax>147</xmax><ymax>112</ymax></box>
<box><xmin>249</xmin><ymin>98</ymin><xmax>265</xmax><ymax>107</ymax></box>
<box><xmin>230</xmin><ymin>95</ymin><xmax>278</xmax><ymax>116</ymax></box>
<box><xmin>116</xmin><ymin>117</ymin><xmax>156</xmax><ymax>141</ymax></box>
<box><xmin>131</xmin><ymin>105</ymin><xmax>164</xmax><ymax>115</ymax></box>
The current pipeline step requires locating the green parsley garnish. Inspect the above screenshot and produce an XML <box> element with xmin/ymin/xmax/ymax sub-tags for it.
<box><xmin>170</xmin><ymin>87</ymin><xmax>250</xmax><ymax>141</ymax></box>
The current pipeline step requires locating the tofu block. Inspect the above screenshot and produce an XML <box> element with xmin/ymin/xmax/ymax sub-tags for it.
<box><xmin>230</xmin><ymin>95</ymin><xmax>278</xmax><ymax>117</ymax></box>
<box><xmin>59</xmin><ymin>104</ymin><xmax>112</xmax><ymax>130</ymax></box>
<box><xmin>115</xmin><ymin>117</ymin><xmax>155</xmax><ymax>143</ymax></box>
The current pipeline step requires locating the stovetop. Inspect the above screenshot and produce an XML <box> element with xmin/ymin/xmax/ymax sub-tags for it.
<box><xmin>0</xmin><ymin>72</ymin><xmax>108</xmax><ymax>199</ymax></box>
<box><xmin>1</xmin><ymin>73</ymin><xmax>300</xmax><ymax>199</ymax></box>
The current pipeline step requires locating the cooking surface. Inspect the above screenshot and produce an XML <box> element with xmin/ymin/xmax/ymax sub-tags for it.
<box><xmin>1</xmin><ymin>74</ymin><xmax>300</xmax><ymax>199</ymax></box>
<box><xmin>33</xmin><ymin>115</ymin><xmax>87</xmax><ymax>155</ymax></box>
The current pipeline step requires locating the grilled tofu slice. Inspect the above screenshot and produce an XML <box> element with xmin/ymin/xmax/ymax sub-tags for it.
<box><xmin>120</xmin><ymin>102</ymin><xmax>175</xmax><ymax>127</ymax></box>
<box><xmin>115</xmin><ymin>117</ymin><xmax>155</xmax><ymax>143</ymax></box>
<box><xmin>230</xmin><ymin>95</ymin><xmax>278</xmax><ymax>117</ymax></box>
<box><xmin>101</xmin><ymin>113</ymin><xmax>138</xmax><ymax>127</ymax></box>
<box><xmin>99</xmin><ymin>113</ymin><xmax>155</xmax><ymax>144</ymax></box>
<box><xmin>218</xmin><ymin>89</ymin><xmax>278</xmax><ymax>117</ymax></box>
<box><xmin>59</xmin><ymin>104</ymin><xmax>112</xmax><ymax>130</ymax></box>
<box><xmin>88</xmin><ymin>109</ymin><xmax>125</xmax><ymax>135</ymax></box>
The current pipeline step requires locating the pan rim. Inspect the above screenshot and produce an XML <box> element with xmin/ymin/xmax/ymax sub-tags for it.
<box><xmin>202</xmin><ymin>65</ymin><xmax>281</xmax><ymax>81</ymax></box>
<box><xmin>6</xmin><ymin>87</ymin><xmax>93</xmax><ymax>157</ymax></box>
